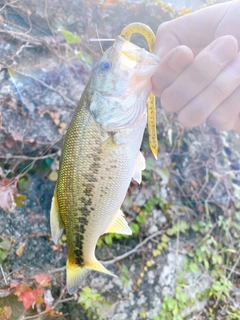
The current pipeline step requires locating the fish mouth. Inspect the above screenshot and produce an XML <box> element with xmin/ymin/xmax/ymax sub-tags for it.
<box><xmin>121</xmin><ymin>50</ymin><xmax>144</xmax><ymax>63</ymax></box>
<box><xmin>115</xmin><ymin>35</ymin><xmax>160</xmax><ymax>66</ymax></box>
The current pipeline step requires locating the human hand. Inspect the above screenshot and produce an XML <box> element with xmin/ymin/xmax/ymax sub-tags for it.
<box><xmin>152</xmin><ymin>0</ymin><xmax>240</xmax><ymax>131</ymax></box>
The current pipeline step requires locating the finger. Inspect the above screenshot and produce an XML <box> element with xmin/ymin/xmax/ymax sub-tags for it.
<box><xmin>178</xmin><ymin>53</ymin><xmax>240</xmax><ymax>128</ymax></box>
<box><xmin>152</xmin><ymin>45</ymin><xmax>194</xmax><ymax>97</ymax></box>
<box><xmin>160</xmin><ymin>36</ymin><xmax>238</xmax><ymax>113</ymax></box>
<box><xmin>231</xmin><ymin>115</ymin><xmax>240</xmax><ymax>132</ymax></box>
<box><xmin>207</xmin><ymin>86</ymin><xmax>240</xmax><ymax>131</ymax></box>
<box><xmin>154</xmin><ymin>1</ymin><xmax>236</xmax><ymax>57</ymax></box>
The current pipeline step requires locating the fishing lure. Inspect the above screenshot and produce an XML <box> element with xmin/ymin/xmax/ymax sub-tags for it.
<box><xmin>121</xmin><ymin>23</ymin><xmax>158</xmax><ymax>159</ymax></box>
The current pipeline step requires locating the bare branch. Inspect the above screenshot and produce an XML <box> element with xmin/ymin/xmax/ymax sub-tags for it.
<box><xmin>101</xmin><ymin>230</ymin><xmax>164</xmax><ymax>265</ymax></box>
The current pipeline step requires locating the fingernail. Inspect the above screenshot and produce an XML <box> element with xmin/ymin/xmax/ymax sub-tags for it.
<box><xmin>169</xmin><ymin>46</ymin><xmax>193</xmax><ymax>71</ymax></box>
<box><xmin>210</xmin><ymin>36</ymin><xmax>238</xmax><ymax>63</ymax></box>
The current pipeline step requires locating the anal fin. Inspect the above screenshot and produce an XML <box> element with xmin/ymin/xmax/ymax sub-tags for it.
<box><xmin>50</xmin><ymin>188</ymin><xmax>64</xmax><ymax>245</ymax></box>
<box><xmin>104</xmin><ymin>209</ymin><xmax>132</xmax><ymax>235</ymax></box>
<box><xmin>132</xmin><ymin>151</ymin><xmax>146</xmax><ymax>184</ymax></box>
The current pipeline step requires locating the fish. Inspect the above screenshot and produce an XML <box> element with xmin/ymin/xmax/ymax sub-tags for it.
<box><xmin>50</xmin><ymin>31</ymin><xmax>160</xmax><ymax>294</ymax></box>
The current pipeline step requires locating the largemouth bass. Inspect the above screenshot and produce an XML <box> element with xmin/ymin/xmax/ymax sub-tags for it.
<box><xmin>50</xmin><ymin>27</ymin><xmax>160</xmax><ymax>294</ymax></box>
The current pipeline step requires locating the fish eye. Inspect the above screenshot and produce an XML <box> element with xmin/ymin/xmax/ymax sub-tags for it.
<box><xmin>99</xmin><ymin>60</ymin><xmax>112</xmax><ymax>72</ymax></box>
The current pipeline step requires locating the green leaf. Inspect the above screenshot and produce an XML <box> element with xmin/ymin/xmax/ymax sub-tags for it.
<box><xmin>191</xmin><ymin>222</ymin><xmax>200</xmax><ymax>232</ymax></box>
<box><xmin>136</xmin><ymin>214</ymin><xmax>145</xmax><ymax>224</ymax></box>
<box><xmin>18</xmin><ymin>176</ymin><xmax>29</xmax><ymax>191</ymax></box>
<box><xmin>130</xmin><ymin>223</ymin><xmax>139</xmax><ymax>234</ymax></box>
<box><xmin>60</xmin><ymin>29</ymin><xmax>81</xmax><ymax>44</ymax></box>
<box><xmin>120</xmin><ymin>264</ymin><xmax>130</xmax><ymax>286</ymax></box>
<box><xmin>157</xmin><ymin>167</ymin><xmax>169</xmax><ymax>184</ymax></box>
<box><xmin>15</xmin><ymin>194</ymin><xmax>27</xmax><ymax>207</ymax></box>
<box><xmin>48</xmin><ymin>171</ymin><xmax>58</xmax><ymax>181</ymax></box>
<box><xmin>212</xmin><ymin>282</ymin><xmax>222</xmax><ymax>292</ymax></box>
<box><xmin>84</xmin><ymin>299</ymin><xmax>92</xmax><ymax>309</ymax></box>
<box><xmin>179</xmin><ymin>221</ymin><xmax>189</xmax><ymax>233</ymax></box>
<box><xmin>146</xmin><ymin>158</ymin><xmax>156</xmax><ymax>171</ymax></box>
<box><xmin>0</xmin><ymin>250</ymin><xmax>8</xmax><ymax>262</ymax></box>
<box><xmin>189</xmin><ymin>262</ymin><xmax>198</xmax><ymax>273</ymax></box>
<box><xmin>166</xmin><ymin>297</ymin><xmax>176</xmax><ymax>310</ymax></box>
<box><xmin>188</xmin><ymin>252</ymin><xmax>194</xmax><ymax>258</ymax></box>
<box><xmin>0</xmin><ymin>238</ymin><xmax>11</xmax><ymax>250</ymax></box>
<box><xmin>180</xmin><ymin>293</ymin><xmax>187</xmax><ymax>304</ymax></box>
<box><xmin>204</xmin><ymin>259</ymin><xmax>209</xmax><ymax>270</ymax></box>
<box><xmin>166</xmin><ymin>228</ymin><xmax>175</xmax><ymax>236</ymax></box>
<box><xmin>40</xmin><ymin>158</ymin><xmax>54</xmax><ymax>174</ymax></box>
<box><xmin>114</xmin><ymin>233</ymin><xmax>123</xmax><ymax>240</ymax></box>
<box><xmin>161</xmin><ymin>234</ymin><xmax>170</xmax><ymax>243</ymax></box>
<box><xmin>104</xmin><ymin>234</ymin><xmax>113</xmax><ymax>246</ymax></box>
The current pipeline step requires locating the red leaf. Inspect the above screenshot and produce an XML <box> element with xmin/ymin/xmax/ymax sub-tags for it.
<box><xmin>17</xmin><ymin>287</ymin><xmax>44</xmax><ymax>311</ymax></box>
<box><xmin>35</xmin><ymin>274</ymin><xmax>51</xmax><ymax>287</ymax></box>
<box><xmin>11</xmin><ymin>131</ymin><xmax>23</xmax><ymax>142</ymax></box>
<box><xmin>18</xmin><ymin>289</ymin><xmax>36</xmax><ymax>310</ymax></box>
<box><xmin>13</xmin><ymin>283</ymin><xmax>30</xmax><ymax>297</ymax></box>
<box><xmin>0</xmin><ymin>179</ymin><xmax>17</xmax><ymax>212</ymax></box>
<box><xmin>0</xmin><ymin>178</ymin><xmax>26</xmax><ymax>212</ymax></box>
<box><xmin>5</xmin><ymin>136</ymin><xmax>15</xmax><ymax>148</ymax></box>
<box><xmin>14</xmin><ymin>283</ymin><xmax>44</xmax><ymax>310</ymax></box>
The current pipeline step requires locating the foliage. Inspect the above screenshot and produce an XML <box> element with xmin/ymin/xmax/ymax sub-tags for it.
<box><xmin>0</xmin><ymin>274</ymin><xmax>55</xmax><ymax>320</ymax></box>
<box><xmin>0</xmin><ymin>0</ymin><xmax>240</xmax><ymax>319</ymax></box>
<box><xmin>60</xmin><ymin>30</ymin><xmax>81</xmax><ymax>44</ymax></box>
<box><xmin>14</xmin><ymin>283</ymin><xmax>45</xmax><ymax>311</ymax></box>
<box><xmin>12</xmin><ymin>274</ymin><xmax>51</xmax><ymax>311</ymax></box>
<box><xmin>0</xmin><ymin>178</ymin><xmax>26</xmax><ymax>213</ymax></box>
<box><xmin>78</xmin><ymin>286</ymin><xmax>113</xmax><ymax>319</ymax></box>
<box><xmin>155</xmin><ymin>277</ymin><xmax>194</xmax><ymax>320</ymax></box>
<box><xmin>0</xmin><ymin>238</ymin><xmax>11</xmax><ymax>264</ymax></box>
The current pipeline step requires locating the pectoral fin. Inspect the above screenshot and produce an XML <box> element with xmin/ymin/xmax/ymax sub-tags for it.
<box><xmin>132</xmin><ymin>151</ymin><xmax>146</xmax><ymax>184</ymax></box>
<box><xmin>104</xmin><ymin>209</ymin><xmax>132</xmax><ymax>235</ymax></box>
<box><xmin>50</xmin><ymin>188</ymin><xmax>64</xmax><ymax>245</ymax></box>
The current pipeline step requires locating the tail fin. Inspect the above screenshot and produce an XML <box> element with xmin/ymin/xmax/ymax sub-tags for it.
<box><xmin>66</xmin><ymin>258</ymin><xmax>117</xmax><ymax>295</ymax></box>
<box><xmin>67</xmin><ymin>260</ymin><xmax>91</xmax><ymax>295</ymax></box>
<box><xmin>87</xmin><ymin>259</ymin><xmax>118</xmax><ymax>278</ymax></box>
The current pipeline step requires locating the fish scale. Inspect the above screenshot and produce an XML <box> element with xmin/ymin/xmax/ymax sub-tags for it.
<box><xmin>50</xmin><ymin>30</ymin><xmax>160</xmax><ymax>294</ymax></box>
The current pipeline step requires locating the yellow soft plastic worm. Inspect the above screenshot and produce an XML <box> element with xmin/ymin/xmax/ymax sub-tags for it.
<box><xmin>121</xmin><ymin>23</ymin><xmax>158</xmax><ymax>159</ymax></box>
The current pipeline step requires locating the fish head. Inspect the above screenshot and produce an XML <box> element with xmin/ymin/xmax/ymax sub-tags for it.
<box><xmin>89</xmin><ymin>36</ymin><xmax>160</xmax><ymax>131</ymax></box>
